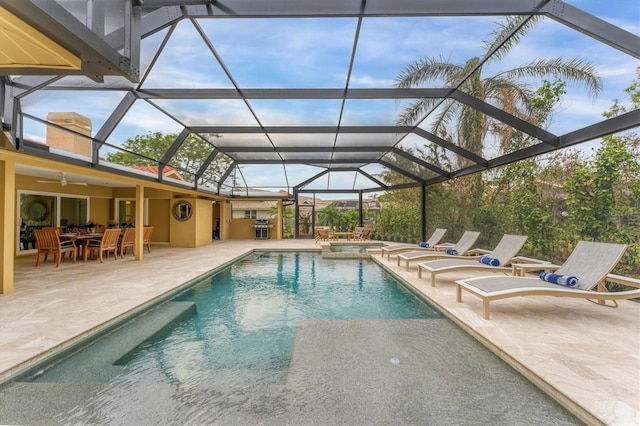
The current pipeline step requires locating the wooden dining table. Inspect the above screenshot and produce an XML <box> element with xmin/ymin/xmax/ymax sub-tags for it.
<box><xmin>59</xmin><ymin>233</ymin><xmax>103</xmax><ymax>262</ymax></box>
<box><xmin>333</xmin><ymin>231</ymin><xmax>353</xmax><ymax>240</ymax></box>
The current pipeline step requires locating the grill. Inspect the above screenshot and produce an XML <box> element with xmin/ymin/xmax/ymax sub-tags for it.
<box><xmin>250</xmin><ymin>219</ymin><xmax>274</xmax><ymax>239</ymax></box>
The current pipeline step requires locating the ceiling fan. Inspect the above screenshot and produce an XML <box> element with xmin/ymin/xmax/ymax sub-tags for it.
<box><xmin>37</xmin><ymin>172</ymin><xmax>88</xmax><ymax>187</ymax></box>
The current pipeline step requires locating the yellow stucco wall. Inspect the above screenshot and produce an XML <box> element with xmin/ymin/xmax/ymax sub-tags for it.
<box><xmin>89</xmin><ymin>197</ymin><xmax>111</xmax><ymax>228</ymax></box>
<box><xmin>228</xmin><ymin>218</ymin><xmax>277</xmax><ymax>239</ymax></box>
<box><xmin>194</xmin><ymin>199</ymin><xmax>213</xmax><ymax>247</ymax></box>
<box><xmin>169</xmin><ymin>198</ymin><xmax>212</xmax><ymax>247</ymax></box>
<box><xmin>228</xmin><ymin>218</ymin><xmax>256</xmax><ymax>239</ymax></box>
<box><xmin>148</xmin><ymin>199</ymin><xmax>170</xmax><ymax>242</ymax></box>
<box><xmin>1</xmin><ymin>159</ymin><xmax>16</xmax><ymax>293</ymax></box>
<box><xmin>220</xmin><ymin>201</ymin><xmax>232</xmax><ymax>241</ymax></box>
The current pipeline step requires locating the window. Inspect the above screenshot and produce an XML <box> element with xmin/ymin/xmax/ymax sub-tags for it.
<box><xmin>18</xmin><ymin>192</ymin><xmax>88</xmax><ymax>252</ymax></box>
<box><xmin>115</xmin><ymin>198</ymin><xmax>149</xmax><ymax>226</ymax></box>
<box><xmin>244</xmin><ymin>210</ymin><xmax>257</xmax><ymax>219</ymax></box>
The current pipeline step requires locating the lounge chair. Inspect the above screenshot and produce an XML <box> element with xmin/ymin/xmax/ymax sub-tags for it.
<box><xmin>380</xmin><ymin>228</ymin><xmax>447</xmax><ymax>259</ymax></box>
<box><xmin>417</xmin><ymin>234</ymin><xmax>528</xmax><ymax>286</ymax></box>
<box><xmin>315</xmin><ymin>227</ymin><xmax>335</xmax><ymax>243</ymax></box>
<box><xmin>397</xmin><ymin>230</ymin><xmax>481</xmax><ymax>269</ymax></box>
<box><xmin>455</xmin><ymin>241</ymin><xmax>638</xmax><ymax>319</ymax></box>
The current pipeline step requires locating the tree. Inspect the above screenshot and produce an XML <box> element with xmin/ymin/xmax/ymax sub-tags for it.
<box><xmin>106</xmin><ymin>131</ymin><xmax>230</xmax><ymax>187</ymax></box>
<box><xmin>376</xmin><ymin>148</ymin><xmax>436</xmax><ymax>242</ymax></box>
<box><xmin>484</xmin><ymin>80</ymin><xmax>570</xmax><ymax>254</ymax></box>
<box><xmin>565</xmin><ymin>71</ymin><xmax>640</xmax><ymax>252</ymax></box>
<box><xmin>317</xmin><ymin>203</ymin><xmax>360</xmax><ymax>232</ymax></box>
<box><xmin>376</xmin><ymin>188</ymin><xmax>422</xmax><ymax>242</ymax></box>
<box><xmin>388</xmin><ymin>16</ymin><xmax>601</xmax><ymax>247</ymax></box>
<box><xmin>269</xmin><ymin>203</ymin><xmax>295</xmax><ymax>237</ymax></box>
<box><xmin>395</xmin><ymin>16</ymin><xmax>601</xmax><ymax>162</ymax></box>
<box><xmin>317</xmin><ymin>203</ymin><xmax>341</xmax><ymax>229</ymax></box>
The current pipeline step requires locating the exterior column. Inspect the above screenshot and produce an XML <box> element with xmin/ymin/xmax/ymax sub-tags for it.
<box><xmin>421</xmin><ymin>185</ymin><xmax>427</xmax><ymax>242</ymax></box>
<box><xmin>135</xmin><ymin>184</ymin><xmax>144</xmax><ymax>260</ymax></box>
<box><xmin>358</xmin><ymin>191</ymin><xmax>363</xmax><ymax>227</ymax></box>
<box><xmin>276</xmin><ymin>200</ymin><xmax>283</xmax><ymax>239</ymax></box>
<box><xmin>0</xmin><ymin>158</ymin><xmax>16</xmax><ymax>293</ymax></box>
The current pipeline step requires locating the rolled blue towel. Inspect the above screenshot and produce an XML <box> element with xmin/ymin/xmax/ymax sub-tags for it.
<box><xmin>478</xmin><ymin>256</ymin><xmax>500</xmax><ymax>266</ymax></box>
<box><xmin>445</xmin><ymin>248</ymin><xmax>458</xmax><ymax>255</ymax></box>
<box><xmin>539</xmin><ymin>272</ymin><xmax>579</xmax><ymax>287</ymax></box>
<box><xmin>418</xmin><ymin>242</ymin><xmax>430</xmax><ymax>248</ymax></box>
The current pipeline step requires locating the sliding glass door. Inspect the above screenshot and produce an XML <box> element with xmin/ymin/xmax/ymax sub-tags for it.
<box><xmin>18</xmin><ymin>191</ymin><xmax>88</xmax><ymax>252</ymax></box>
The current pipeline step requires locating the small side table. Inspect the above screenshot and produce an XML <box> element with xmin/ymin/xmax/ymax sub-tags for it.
<box><xmin>511</xmin><ymin>262</ymin><xmax>559</xmax><ymax>277</ymax></box>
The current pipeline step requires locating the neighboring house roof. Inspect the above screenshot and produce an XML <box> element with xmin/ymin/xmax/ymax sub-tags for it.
<box><xmin>130</xmin><ymin>165</ymin><xmax>185</xmax><ymax>181</ymax></box>
<box><xmin>333</xmin><ymin>199</ymin><xmax>382</xmax><ymax>210</ymax></box>
<box><xmin>231</xmin><ymin>200</ymin><xmax>278</xmax><ymax>210</ymax></box>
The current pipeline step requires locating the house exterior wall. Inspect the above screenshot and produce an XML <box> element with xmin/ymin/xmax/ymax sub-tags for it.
<box><xmin>88</xmin><ymin>197</ymin><xmax>111</xmax><ymax>229</ymax></box>
<box><xmin>169</xmin><ymin>198</ymin><xmax>212</xmax><ymax>247</ymax></box>
<box><xmin>148</xmin><ymin>199</ymin><xmax>170</xmax><ymax>242</ymax></box>
<box><xmin>194</xmin><ymin>198</ymin><xmax>213</xmax><ymax>247</ymax></box>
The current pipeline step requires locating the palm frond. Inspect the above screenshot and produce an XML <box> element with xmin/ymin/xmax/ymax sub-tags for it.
<box><xmin>395</xmin><ymin>56</ymin><xmax>464</xmax><ymax>88</ymax></box>
<box><xmin>484</xmin><ymin>77</ymin><xmax>537</xmax><ymax>117</ymax></box>
<box><xmin>431</xmin><ymin>100</ymin><xmax>459</xmax><ymax>135</ymax></box>
<box><xmin>485</xmin><ymin>16</ymin><xmax>543</xmax><ymax>61</ymax></box>
<box><xmin>396</xmin><ymin>98</ymin><xmax>440</xmax><ymax>126</ymax></box>
<box><xmin>498</xmin><ymin>58</ymin><xmax>602</xmax><ymax>98</ymax></box>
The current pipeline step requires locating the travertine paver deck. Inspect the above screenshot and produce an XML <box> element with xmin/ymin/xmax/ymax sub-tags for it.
<box><xmin>1</xmin><ymin>239</ymin><xmax>638</xmax><ymax>425</ymax></box>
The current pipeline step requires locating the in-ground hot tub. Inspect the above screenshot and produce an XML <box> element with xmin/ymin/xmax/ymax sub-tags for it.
<box><xmin>321</xmin><ymin>241</ymin><xmax>383</xmax><ymax>258</ymax></box>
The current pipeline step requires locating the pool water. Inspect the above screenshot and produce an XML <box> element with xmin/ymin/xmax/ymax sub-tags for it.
<box><xmin>4</xmin><ymin>252</ymin><xmax>579</xmax><ymax>425</ymax></box>
<box><xmin>125</xmin><ymin>252</ymin><xmax>440</xmax><ymax>383</ymax></box>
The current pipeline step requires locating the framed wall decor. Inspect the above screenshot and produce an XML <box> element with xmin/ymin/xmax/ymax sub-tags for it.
<box><xmin>172</xmin><ymin>201</ymin><xmax>193</xmax><ymax>221</ymax></box>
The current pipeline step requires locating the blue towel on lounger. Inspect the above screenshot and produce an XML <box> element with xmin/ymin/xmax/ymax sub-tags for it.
<box><xmin>478</xmin><ymin>256</ymin><xmax>500</xmax><ymax>266</ymax></box>
<box><xmin>539</xmin><ymin>272</ymin><xmax>579</xmax><ymax>287</ymax></box>
<box><xmin>418</xmin><ymin>242</ymin><xmax>430</xmax><ymax>248</ymax></box>
<box><xmin>445</xmin><ymin>248</ymin><xmax>458</xmax><ymax>255</ymax></box>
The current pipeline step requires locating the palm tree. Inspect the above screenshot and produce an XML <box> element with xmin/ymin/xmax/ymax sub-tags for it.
<box><xmin>395</xmin><ymin>16</ymin><xmax>602</xmax><ymax>169</ymax></box>
<box><xmin>317</xmin><ymin>203</ymin><xmax>341</xmax><ymax>229</ymax></box>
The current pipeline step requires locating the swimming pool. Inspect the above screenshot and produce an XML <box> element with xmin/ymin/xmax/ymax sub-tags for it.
<box><xmin>1</xmin><ymin>252</ymin><xmax>578</xmax><ymax>425</ymax></box>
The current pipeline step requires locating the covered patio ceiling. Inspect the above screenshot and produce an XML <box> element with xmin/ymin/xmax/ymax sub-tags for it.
<box><xmin>1</xmin><ymin>0</ymin><xmax>639</xmax><ymax>198</ymax></box>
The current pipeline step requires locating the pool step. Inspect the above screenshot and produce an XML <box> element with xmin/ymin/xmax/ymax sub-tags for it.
<box><xmin>22</xmin><ymin>301</ymin><xmax>196</xmax><ymax>383</ymax></box>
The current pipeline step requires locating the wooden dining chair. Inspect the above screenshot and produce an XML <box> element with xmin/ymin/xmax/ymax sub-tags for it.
<box><xmin>42</xmin><ymin>226</ymin><xmax>63</xmax><ymax>235</ymax></box>
<box><xmin>143</xmin><ymin>226</ymin><xmax>154</xmax><ymax>253</ymax></box>
<box><xmin>34</xmin><ymin>228</ymin><xmax>76</xmax><ymax>267</ymax></box>
<box><xmin>118</xmin><ymin>227</ymin><xmax>136</xmax><ymax>258</ymax></box>
<box><xmin>84</xmin><ymin>228</ymin><xmax>121</xmax><ymax>262</ymax></box>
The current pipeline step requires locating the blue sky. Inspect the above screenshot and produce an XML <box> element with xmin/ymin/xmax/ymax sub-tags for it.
<box><xmin>19</xmin><ymin>0</ymin><xmax>640</xmax><ymax>197</ymax></box>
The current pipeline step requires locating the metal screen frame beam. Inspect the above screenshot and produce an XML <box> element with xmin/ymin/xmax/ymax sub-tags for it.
<box><xmin>0</xmin><ymin>0</ymin><xmax>141</xmax><ymax>80</ymax></box>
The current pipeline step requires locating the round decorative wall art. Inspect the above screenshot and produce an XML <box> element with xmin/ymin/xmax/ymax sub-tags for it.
<box><xmin>28</xmin><ymin>201</ymin><xmax>48</xmax><ymax>221</ymax></box>
<box><xmin>172</xmin><ymin>201</ymin><xmax>193</xmax><ymax>221</ymax></box>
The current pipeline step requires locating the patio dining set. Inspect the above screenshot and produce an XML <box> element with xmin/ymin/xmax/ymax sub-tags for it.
<box><xmin>33</xmin><ymin>226</ymin><xmax>153</xmax><ymax>266</ymax></box>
